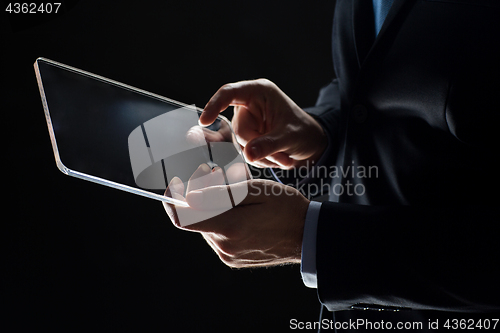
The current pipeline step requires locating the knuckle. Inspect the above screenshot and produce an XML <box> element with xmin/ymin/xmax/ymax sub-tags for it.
<box><xmin>256</xmin><ymin>79</ymin><xmax>279</xmax><ymax>95</ymax></box>
<box><xmin>218</xmin><ymin>253</ymin><xmax>231</xmax><ymax>265</ymax></box>
<box><xmin>218</xmin><ymin>253</ymin><xmax>241</xmax><ymax>269</ymax></box>
<box><xmin>256</xmin><ymin>78</ymin><xmax>274</xmax><ymax>87</ymax></box>
<box><xmin>217</xmin><ymin>239</ymin><xmax>235</xmax><ymax>255</ymax></box>
<box><xmin>220</xmin><ymin>83</ymin><xmax>235</xmax><ymax>94</ymax></box>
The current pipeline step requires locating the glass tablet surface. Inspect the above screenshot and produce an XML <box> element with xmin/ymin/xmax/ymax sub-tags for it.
<box><xmin>35</xmin><ymin>58</ymin><xmax>251</xmax><ymax>207</ymax></box>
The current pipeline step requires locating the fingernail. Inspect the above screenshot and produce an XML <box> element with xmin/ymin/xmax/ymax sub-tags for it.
<box><xmin>187</xmin><ymin>190</ymin><xmax>203</xmax><ymax>208</ymax></box>
<box><xmin>170</xmin><ymin>177</ymin><xmax>184</xmax><ymax>193</ymax></box>
<box><xmin>200</xmin><ymin>163</ymin><xmax>211</xmax><ymax>173</ymax></box>
<box><xmin>249</xmin><ymin>145</ymin><xmax>260</xmax><ymax>161</ymax></box>
<box><xmin>198</xmin><ymin>118</ymin><xmax>207</xmax><ymax>127</ymax></box>
<box><xmin>198</xmin><ymin>111</ymin><xmax>211</xmax><ymax>127</ymax></box>
<box><xmin>171</xmin><ymin>176</ymin><xmax>182</xmax><ymax>185</ymax></box>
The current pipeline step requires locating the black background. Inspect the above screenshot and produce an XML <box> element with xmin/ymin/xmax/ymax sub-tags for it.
<box><xmin>2</xmin><ymin>1</ymin><xmax>336</xmax><ymax>331</ymax></box>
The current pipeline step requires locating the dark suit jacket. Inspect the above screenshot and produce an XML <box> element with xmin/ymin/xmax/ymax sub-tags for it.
<box><xmin>307</xmin><ymin>0</ymin><xmax>500</xmax><ymax>313</ymax></box>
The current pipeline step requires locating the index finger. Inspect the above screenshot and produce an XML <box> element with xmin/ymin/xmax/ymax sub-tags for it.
<box><xmin>199</xmin><ymin>80</ymin><xmax>259</xmax><ymax>126</ymax></box>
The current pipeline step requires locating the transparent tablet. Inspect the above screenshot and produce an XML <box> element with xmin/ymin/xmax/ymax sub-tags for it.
<box><xmin>35</xmin><ymin>58</ymin><xmax>251</xmax><ymax>207</ymax></box>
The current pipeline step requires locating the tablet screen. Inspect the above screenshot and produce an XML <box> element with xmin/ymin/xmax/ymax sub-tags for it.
<box><xmin>35</xmin><ymin>58</ymin><xmax>250</xmax><ymax>206</ymax></box>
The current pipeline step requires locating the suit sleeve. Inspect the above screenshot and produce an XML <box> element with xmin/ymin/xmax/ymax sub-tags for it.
<box><xmin>316</xmin><ymin>202</ymin><xmax>500</xmax><ymax>312</ymax></box>
<box><xmin>304</xmin><ymin>78</ymin><xmax>342</xmax><ymax>152</ymax></box>
<box><xmin>311</xmin><ymin>0</ymin><xmax>500</xmax><ymax>314</ymax></box>
<box><xmin>304</xmin><ymin>79</ymin><xmax>342</xmax><ymax>177</ymax></box>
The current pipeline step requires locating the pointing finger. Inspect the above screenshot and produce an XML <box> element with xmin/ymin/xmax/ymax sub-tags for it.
<box><xmin>200</xmin><ymin>80</ymin><xmax>264</xmax><ymax>126</ymax></box>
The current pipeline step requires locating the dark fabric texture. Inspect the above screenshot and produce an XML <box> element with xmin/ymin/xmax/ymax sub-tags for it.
<box><xmin>312</xmin><ymin>0</ymin><xmax>500</xmax><ymax>314</ymax></box>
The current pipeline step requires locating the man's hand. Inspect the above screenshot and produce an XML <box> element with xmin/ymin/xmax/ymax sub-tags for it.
<box><xmin>163</xmin><ymin>176</ymin><xmax>310</xmax><ymax>268</ymax></box>
<box><xmin>162</xmin><ymin>79</ymin><xmax>319</xmax><ymax>268</ymax></box>
<box><xmin>200</xmin><ymin>79</ymin><xmax>327</xmax><ymax>170</ymax></box>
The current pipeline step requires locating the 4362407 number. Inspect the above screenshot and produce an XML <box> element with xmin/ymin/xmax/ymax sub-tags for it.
<box><xmin>444</xmin><ymin>318</ymin><xmax>499</xmax><ymax>330</ymax></box>
<box><xmin>5</xmin><ymin>3</ymin><xmax>62</xmax><ymax>14</ymax></box>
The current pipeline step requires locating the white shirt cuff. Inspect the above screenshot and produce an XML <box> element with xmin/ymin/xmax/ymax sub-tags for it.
<box><xmin>300</xmin><ymin>200</ymin><xmax>322</xmax><ymax>288</ymax></box>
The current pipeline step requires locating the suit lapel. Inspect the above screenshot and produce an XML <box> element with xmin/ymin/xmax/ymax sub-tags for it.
<box><xmin>352</xmin><ymin>0</ymin><xmax>412</xmax><ymax>69</ymax></box>
<box><xmin>332</xmin><ymin>0</ymin><xmax>415</xmax><ymax>103</ymax></box>
<box><xmin>331</xmin><ymin>0</ymin><xmax>358</xmax><ymax>101</ymax></box>
<box><xmin>374</xmin><ymin>0</ymin><xmax>408</xmax><ymax>43</ymax></box>
<box><xmin>352</xmin><ymin>0</ymin><xmax>375</xmax><ymax>68</ymax></box>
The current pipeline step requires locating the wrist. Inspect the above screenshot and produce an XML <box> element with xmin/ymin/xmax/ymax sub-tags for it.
<box><xmin>289</xmin><ymin>195</ymin><xmax>310</xmax><ymax>262</ymax></box>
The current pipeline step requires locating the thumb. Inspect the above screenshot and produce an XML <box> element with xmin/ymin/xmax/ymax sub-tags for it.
<box><xmin>185</xmin><ymin>185</ymin><xmax>235</xmax><ymax>211</ymax></box>
<box><xmin>244</xmin><ymin>129</ymin><xmax>293</xmax><ymax>165</ymax></box>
